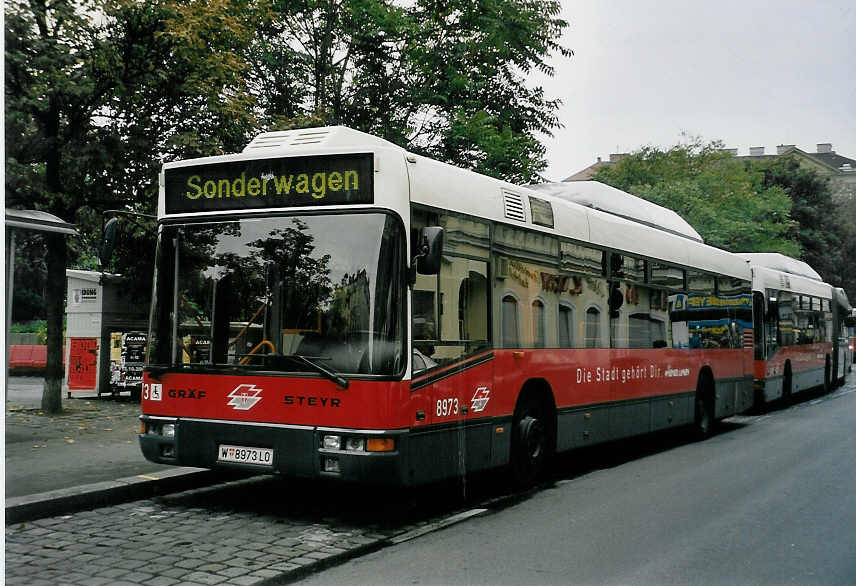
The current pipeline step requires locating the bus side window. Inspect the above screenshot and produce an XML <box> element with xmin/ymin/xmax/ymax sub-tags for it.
<box><xmin>412</xmin><ymin>208</ymin><xmax>490</xmax><ymax>367</ymax></box>
<box><xmin>435</xmin><ymin>257</ymin><xmax>489</xmax><ymax>362</ymax></box>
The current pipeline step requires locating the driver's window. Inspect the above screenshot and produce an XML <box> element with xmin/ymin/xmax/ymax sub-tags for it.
<box><xmin>411</xmin><ymin>208</ymin><xmax>490</xmax><ymax>371</ymax></box>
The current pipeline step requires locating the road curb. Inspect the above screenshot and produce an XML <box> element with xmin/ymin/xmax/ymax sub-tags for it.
<box><xmin>5</xmin><ymin>467</ymin><xmax>220</xmax><ymax>524</ymax></box>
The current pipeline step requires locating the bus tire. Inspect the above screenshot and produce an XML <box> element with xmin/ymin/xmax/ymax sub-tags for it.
<box><xmin>510</xmin><ymin>387</ymin><xmax>555</xmax><ymax>488</ymax></box>
<box><xmin>693</xmin><ymin>395</ymin><xmax>712</xmax><ymax>440</ymax></box>
<box><xmin>782</xmin><ymin>362</ymin><xmax>792</xmax><ymax>404</ymax></box>
<box><xmin>692</xmin><ymin>371</ymin><xmax>715</xmax><ymax>440</ymax></box>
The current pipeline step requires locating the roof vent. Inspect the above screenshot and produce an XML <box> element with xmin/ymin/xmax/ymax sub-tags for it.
<box><xmin>243</xmin><ymin>128</ymin><xmax>335</xmax><ymax>152</ymax></box>
<box><xmin>503</xmin><ymin>191</ymin><xmax>526</xmax><ymax>222</ymax></box>
<box><xmin>241</xmin><ymin>126</ymin><xmax>403</xmax><ymax>154</ymax></box>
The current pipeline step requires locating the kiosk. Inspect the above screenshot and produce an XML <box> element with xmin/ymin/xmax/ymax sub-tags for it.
<box><xmin>64</xmin><ymin>270</ymin><xmax>148</xmax><ymax>398</ymax></box>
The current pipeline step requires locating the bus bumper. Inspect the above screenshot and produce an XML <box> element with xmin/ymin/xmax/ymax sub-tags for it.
<box><xmin>138</xmin><ymin>416</ymin><xmax>408</xmax><ymax>485</ymax></box>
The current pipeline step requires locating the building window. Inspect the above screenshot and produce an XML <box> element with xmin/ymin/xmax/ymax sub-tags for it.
<box><xmin>558</xmin><ymin>304</ymin><xmax>574</xmax><ymax>348</ymax></box>
<box><xmin>532</xmin><ymin>300</ymin><xmax>546</xmax><ymax>348</ymax></box>
<box><xmin>502</xmin><ymin>295</ymin><xmax>520</xmax><ymax>348</ymax></box>
<box><xmin>585</xmin><ymin>306</ymin><xmax>602</xmax><ymax>348</ymax></box>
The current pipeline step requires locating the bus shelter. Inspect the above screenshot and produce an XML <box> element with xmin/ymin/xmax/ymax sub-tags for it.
<box><xmin>5</xmin><ymin>209</ymin><xmax>77</xmax><ymax>395</ymax></box>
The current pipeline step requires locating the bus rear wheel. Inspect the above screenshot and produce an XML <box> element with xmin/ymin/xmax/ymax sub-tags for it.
<box><xmin>692</xmin><ymin>395</ymin><xmax>713</xmax><ymax>440</ymax></box>
<box><xmin>510</xmin><ymin>395</ymin><xmax>552</xmax><ymax>488</ymax></box>
<box><xmin>782</xmin><ymin>363</ymin><xmax>792</xmax><ymax>404</ymax></box>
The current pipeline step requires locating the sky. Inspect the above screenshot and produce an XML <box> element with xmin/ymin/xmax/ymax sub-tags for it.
<box><xmin>537</xmin><ymin>0</ymin><xmax>856</xmax><ymax>181</ymax></box>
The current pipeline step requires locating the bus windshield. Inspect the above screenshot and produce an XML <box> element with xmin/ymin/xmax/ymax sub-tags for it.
<box><xmin>147</xmin><ymin>213</ymin><xmax>405</xmax><ymax>377</ymax></box>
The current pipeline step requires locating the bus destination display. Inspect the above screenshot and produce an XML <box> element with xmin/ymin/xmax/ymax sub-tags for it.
<box><xmin>164</xmin><ymin>153</ymin><xmax>373</xmax><ymax>213</ymax></box>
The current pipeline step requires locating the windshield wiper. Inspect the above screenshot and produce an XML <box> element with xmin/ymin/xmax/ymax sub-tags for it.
<box><xmin>282</xmin><ymin>354</ymin><xmax>349</xmax><ymax>389</ymax></box>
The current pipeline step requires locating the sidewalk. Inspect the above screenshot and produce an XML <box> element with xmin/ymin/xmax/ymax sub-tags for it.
<box><xmin>4</xmin><ymin>377</ymin><xmax>474</xmax><ymax>585</ymax></box>
<box><xmin>5</xmin><ymin>376</ymin><xmax>213</xmax><ymax>521</ymax></box>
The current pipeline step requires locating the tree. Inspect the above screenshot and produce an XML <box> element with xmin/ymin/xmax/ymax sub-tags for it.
<box><xmin>594</xmin><ymin>138</ymin><xmax>799</xmax><ymax>255</ymax></box>
<box><xmin>753</xmin><ymin>155</ymin><xmax>849</xmax><ymax>292</ymax></box>
<box><xmin>4</xmin><ymin>0</ymin><xmax>260</xmax><ymax>410</ymax></box>
<box><xmin>248</xmin><ymin>0</ymin><xmax>571</xmax><ymax>183</ymax></box>
<box><xmin>6</xmin><ymin>0</ymin><xmax>571</xmax><ymax>411</ymax></box>
<box><xmin>838</xmin><ymin>199</ymin><xmax>856</xmax><ymax>301</ymax></box>
<box><xmin>6</xmin><ymin>0</ymin><xmax>113</xmax><ymax>411</ymax></box>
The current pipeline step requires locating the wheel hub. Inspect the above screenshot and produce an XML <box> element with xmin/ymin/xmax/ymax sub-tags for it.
<box><xmin>519</xmin><ymin>415</ymin><xmax>545</xmax><ymax>460</ymax></box>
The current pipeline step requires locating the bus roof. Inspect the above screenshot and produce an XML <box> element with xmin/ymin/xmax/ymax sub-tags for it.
<box><xmin>735</xmin><ymin>252</ymin><xmax>822</xmax><ymax>281</ymax></box>
<box><xmin>749</xmin><ymin>265</ymin><xmax>832</xmax><ymax>299</ymax></box>
<box><xmin>833</xmin><ymin>287</ymin><xmax>852</xmax><ymax>311</ymax></box>
<box><xmin>163</xmin><ymin>126</ymin><xmax>750</xmax><ymax>280</ymax></box>
<box><xmin>530</xmin><ymin>181</ymin><xmax>703</xmax><ymax>243</ymax></box>
<box><xmin>405</xmin><ymin>152</ymin><xmax>749</xmax><ymax>280</ymax></box>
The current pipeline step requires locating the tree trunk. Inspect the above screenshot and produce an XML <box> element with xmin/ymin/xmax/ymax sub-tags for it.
<box><xmin>41</xmin><ymin>232</ymin><xmax>67</xmax><ymax>413</ymax></box>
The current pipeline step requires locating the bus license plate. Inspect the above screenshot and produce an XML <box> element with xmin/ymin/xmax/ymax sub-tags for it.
<box><xmin>217</xmin><ymin>445</ymin><xmax>274</xmax><ymax>466</ymax></box>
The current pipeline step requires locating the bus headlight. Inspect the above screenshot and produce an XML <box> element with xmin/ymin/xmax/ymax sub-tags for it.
<box><xmin>345</xmin><ymin>437</ymin><xmax>365</xmax><ymax>451</ymax></box>
<box><xmin>320</xmin><ymin>434</ymin><xmax>394</xmax><ymax>452</ymax></box>
<box><xmin>162</xmin><ymin>423</ymin><xmax>176</xmax><ymax>438</ymax></box>
<box><xmin>322</xmin><ymin>435</ymin><xmax>342</xmax><ymax>450</ymax></box>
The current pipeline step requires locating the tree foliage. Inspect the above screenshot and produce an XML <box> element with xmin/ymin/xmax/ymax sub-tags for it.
<box><xmin>753</xmin><ymin>156</ymin><xmax>850</xmax><ymax>292</ymax></box>
<box><xmin>4</xmin><ymin>0</ymin><xmax>262</xmax><ymax>409</ymax></box>
<box><xmin>593</xmin><ymin>138</ymin><xmax>854</xmax><ymax>299</ymax></box>
<box><xmin>6</xmin><ymin>0</ymin><xmax>571</xmax><ymax>298</ymax></box>
<box><xmin>6</xmin><ymin>0</ymin><xmax>570</xmax><ymax>407</ymax></box>
<box><xmin>593</xmin><ymin>138</ymin><xmax>799</xmax><ymax>256</ymax></box>
<box><xmin>249</xmin><ymin>0</ymin><xmax>571</xmax><ymax>183</ymax></box>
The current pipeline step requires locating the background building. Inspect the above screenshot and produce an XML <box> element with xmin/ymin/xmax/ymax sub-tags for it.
<box><xmin>738</xmin><ymin>143</ymin><xmax>856</xmax><ymax>203</ymax></box>
<box><xmin>563</xmin><ymin>142</ymin><xmax>856</xmax><ymax>203</ymax></box>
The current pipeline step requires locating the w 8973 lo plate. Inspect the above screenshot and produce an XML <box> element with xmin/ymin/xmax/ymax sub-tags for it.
<box><xmin>217</xmin><ymin>444</ymin><xmax>273</xmax><ymax>466</ymax></box>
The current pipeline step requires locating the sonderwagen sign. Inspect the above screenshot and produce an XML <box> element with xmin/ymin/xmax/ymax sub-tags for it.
<box><xmin>164</xmin><ymin>153</ymin><xmax>374</xmax><ymax>214</ymax></box>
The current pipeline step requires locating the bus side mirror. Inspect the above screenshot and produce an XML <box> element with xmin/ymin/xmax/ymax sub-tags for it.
<box><xmin>100</xmin><ymin>217</ymin><xmax>120</xmax><ymax>266</ymax></box>
<box><xmin>415</xmin><ymin>227</ymin><xmax>444</xmax><ymax>275</ymax></box>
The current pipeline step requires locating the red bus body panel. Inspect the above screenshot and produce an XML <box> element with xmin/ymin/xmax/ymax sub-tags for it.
<box><xmin>142</xmin><ymin>346</ymin><xmax>752</xmax><ymax>430</ymax></box>
<box><xmin>142</xmin><ymin>374</ymin><xmax>414</xmax><ymax>429</ymax></box>
<box><xmin>753</xmin><ymin>342</ymin><xmax>832</xmax><ymax>402</ymax></box>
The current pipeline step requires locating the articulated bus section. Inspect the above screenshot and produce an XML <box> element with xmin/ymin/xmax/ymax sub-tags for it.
<box><xmin>142</xmin><ymin>343</ymin><xmax>752</xmax><ymax>486</ymax></box>
<box><xmin>741</xmin><ymin>256</ymin><xmax>842</xmax><ymax>404</ymax></box>
<box><xmin>138</xmin><ymin>127</ymin><xmax>844</xmax><ymax>487</ymax></box>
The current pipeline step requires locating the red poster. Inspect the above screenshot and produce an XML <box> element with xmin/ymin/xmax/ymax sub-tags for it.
<box><xmin>68</xmin><ymin>338</ymin><xmax>98</xmax><ymax>390</ymax></box>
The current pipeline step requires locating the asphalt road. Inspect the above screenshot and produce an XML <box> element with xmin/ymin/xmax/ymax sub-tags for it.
<box><xmin>297</xmin><ymin>380</ymin><xmax>856</xmax><ymax>585</ymax></box>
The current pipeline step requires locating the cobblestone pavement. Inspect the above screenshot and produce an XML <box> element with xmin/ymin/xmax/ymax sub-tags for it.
<box><xmin>5</xmin><ymin>473</ymin><xmax>478</xmax><ymax>585</ymax></box>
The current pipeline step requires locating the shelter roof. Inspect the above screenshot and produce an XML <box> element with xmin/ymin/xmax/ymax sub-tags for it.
<box><xmin>5</xmin><ymin>209</ymin><xmax>77</xmax><ymax>235</ymax></box>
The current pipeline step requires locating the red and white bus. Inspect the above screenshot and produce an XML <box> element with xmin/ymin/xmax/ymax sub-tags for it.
<box><xmin>835</xmin><ymin>293</ymin><xmax>854</xmax><ymax>380</ymax></box>
<box><xmin>139</xmin><ymin>126</ymin><xmax>755</xmax><ymax>486</ymax></box>
<box><xmin>739</xmin><ymin>253</ymin><xmax>846</xmax><ymax>405</ymax></box>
